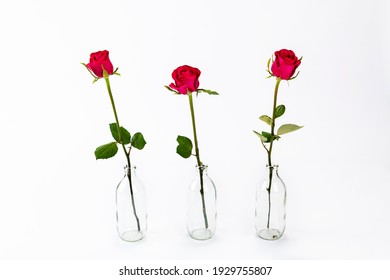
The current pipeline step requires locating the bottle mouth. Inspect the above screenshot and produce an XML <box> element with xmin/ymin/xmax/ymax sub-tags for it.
<box><xmin>195</xmin><ymin>164</ymin><xmax>208</xmax><ymax>171</ymax></box>
<box><xmin>124</xmin><ymin>165</ymin><xmax>137</xmax><ymax>173</ymax></box>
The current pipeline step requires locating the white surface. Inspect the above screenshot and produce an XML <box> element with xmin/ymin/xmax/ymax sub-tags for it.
<box><xmin>0</xmin><ymin>0</ymin><xmax>389</xmax><ymax>259</ymax></box>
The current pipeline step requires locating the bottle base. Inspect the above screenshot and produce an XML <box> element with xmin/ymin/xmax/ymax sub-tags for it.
<box><xmin>257</xmin><ymin>228</ymin><xmax>283</xmax><ymax>240</ymax></box>
<box><xmin>189</xmin><ymin>228</ymin><xmax>214</xmax><ymax>240</ymax></box>
<box><xmin>119</xmin><ymin>230</ymin><xmax>145</xmax><ymax>242</ymax></box>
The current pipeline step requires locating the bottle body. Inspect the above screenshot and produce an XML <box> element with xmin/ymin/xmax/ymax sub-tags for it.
<box><xmin>116</xmin><ymin>166</ymin><xmax>147</xmax><ymax>242</ymax></box>
<box><xmin>187</xmin><ymin>165</ymin><xmax>217</xmax><ymax>240</ymax></box>
<box><xmin>255</xmin><ymin>165</ymin><xmax>286</xmax><ymax>240</ymax></box>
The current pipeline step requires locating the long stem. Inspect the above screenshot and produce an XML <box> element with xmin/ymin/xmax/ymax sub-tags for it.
<box><xmin>188</xmin><ymin>93</ymin><xmax>201</xmax><ymax>167</ymax></box>
<box><xmin>188</xmin><ymin>92</ymin><xmax>209</xmax><ymax>229</ymax></box>
<box><xmin>104</xmin><ymin>77</ymin><xmax>141</xmax><ymax>232</ymax></box>
<box><xmin>104</xmin><ymin>78</ymin><xmax>128</xmax><ymax>157</ymax></box>
<box><xmin>266</xmin><ymin>78</ymin><xmax>281</xmax><ymax>229</ymax></box>
<box><xmin>268</xmin><ymin>78</ymin><xmax>281</xmax><ymax>163</ymax></box>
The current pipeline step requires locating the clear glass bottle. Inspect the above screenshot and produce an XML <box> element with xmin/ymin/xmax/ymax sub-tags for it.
<box><xmin>255</xmin><ymin>164</ymin><xmax>286</xmax><ymax>240</ymax></box>
<box><xmin>116</xmin><ymin>165</ymin><xmax>147</xmax><ymax>242</ymax></box>
<box><xmin>187</xmin><ymin>164</ymin><xmax>217</xmax><ymax>240</ymax></box>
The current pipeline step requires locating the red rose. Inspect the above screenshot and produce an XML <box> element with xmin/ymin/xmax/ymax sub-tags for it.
<box><xmin>86</xmin><ymin>50</ymin><xmax>114</xmax><ymax>78</ymax></box>
<box><xmin>169</xmin><ymin>65</ymin><xmax>201</xmax><ymax>95</ymax></box>
<box><xmin>271</xmin><ymin>49</ymin><xmax>301</xmax><ymax>80</ymax></box>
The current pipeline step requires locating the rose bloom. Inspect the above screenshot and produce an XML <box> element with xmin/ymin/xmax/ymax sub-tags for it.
<box><xmin>87</xmin><ymin>50</ymin><xmax>114</xmax><ymax>78</ymax></box>
<box><xmin>271</xmin><ymin>49</ymin><xmax>301</xmax><ymax>80</ymax></box>
<box><xmin>169</xmin><ymin>65</ymin><xmax>201</xmax><ymax>95</ymax></box>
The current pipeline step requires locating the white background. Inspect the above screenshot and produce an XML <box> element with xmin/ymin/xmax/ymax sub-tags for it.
<box><xmin>0</xmin><ymin>0</ymin><xmax>389</xmax><ymax>260</ymax></box>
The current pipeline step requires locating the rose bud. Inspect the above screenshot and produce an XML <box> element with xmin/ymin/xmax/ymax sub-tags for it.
<box><xmin>271</xmin><ymin>49</ymin><xmax>301</xmax><ymax>80</ymax></box>
<box><xmin>86</xmin><ymin>50</ymin><xmax>114</xmax><ymax>78</ymax></box>
<box><xmin>169</xmin><ymin>65</ymin><xmax>201</xmax><ymax>95</ymax></box>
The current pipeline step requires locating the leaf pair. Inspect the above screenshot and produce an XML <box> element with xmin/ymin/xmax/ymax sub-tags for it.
<box><xmin>110</xmin><ymin>123</ymin><xmax>146</xmax><ymax>150</ymax></box>
<box><xmin>259</xmin><ymin>105</ymin><xmax>286</xmax><ymax>126</ymax></box>
<box><xmin>253</xmin><ymin>123</ymin><xmax>303</xmax><ymax>144</ymax></box>
<box><xmin>257</xmin><ymin>103</ymin><xmax>302</xmax><ymax>141</ymax></box>
<box><xmin>110</xmin><ymin>123</ymin><xmax>131</xmax><ymax>144</ymax></box>
<box><xmin>176</xmin><ymin>135</ymin><xmax>193</xmax><ymax>158</ymax></box>
<box><xmin>95</xmin><ymin>123</ymin><xmax>146</xmax><ymax>159</ymax></box>
<box><xmin>253</xmin><ymin>130</ymin><xmax>280</xmax><ymax>143</ymax></box>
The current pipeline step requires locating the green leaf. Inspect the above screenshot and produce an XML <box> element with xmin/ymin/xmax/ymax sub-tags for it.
<box><xmin>131</xmin><ymin>132</ymin><xmax>147</xmax><ymax>150</ymax></box>
<box><xmin>261</xmin><ymin>131</ymin><xmax>273</xmax><ymax>143</ymax></box>
<box><xmin>267</xmin><ymin>58</ymin><xmax>271</xmax><ymax>69</ymax></box>
<box><xmin>263</xmin><ymin>131</ymin><xmax>281</xmax><ymax>142</ymax></box>
<box><xmin>277</xmin><ymin>124</ymin><xmax>303</xmax><ymax>135</ymax></box>
<box><xmin>94</xmin><ymin>142</ymin><xmax>118</xmax><ymax>159</ymax></box>
<box><xmin>176</xmin><ymin>135</ymin><xmax>193</xmax><ymax>158</ymax></box>
<box><xmin>259</xmin><ymin>115</ymin><xmax>272</xmax><ymax>126</ymax></box>
<box><xmin>164</xmin><ymin>85</ymin><xmax>180</xmax><ymax>94</ymax></box>
<box><xmin>109</xmin><ymin>123</ymin><xmax>131</xmax><ymax>145</ymax></box>
<box><xmin>261</xmin><ymin>131</ymin><xmax>280</xmax><ymax>143</ymax></box>
<box><xmin>197</xmin><ymin>88</ymin><xmax>219</xmax><ymax>95</ymax></box>
<box><xmin>275</xmin><ymin>105</ymin><xmax>286</xmax><ymax>118</ymax></box>
<box><xmin>253</xmin><ymin>131</ymin><xmax>279</xmax><ymax>143</ymax></box>
<box><xmin>253</xmin><ymin>130</ymin><xmax>268</xmax><ymax>142</ymax></box>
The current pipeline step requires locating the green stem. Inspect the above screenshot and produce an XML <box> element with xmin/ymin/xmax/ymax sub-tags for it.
<box><xmin>105</xmin><ymin>78</ymin><xmax>122</xmax><ymax>141</ymax></box>
<box><xmin>266</xmin><ymin>78</ymin><xmax>281</xmax><ymax>229</ymax></box>
<box><xmin>188</xmin><ymin>92</ymin><xmax>208</xmax><ymax>229</ymax></box>
<box><xmin>268</xmin><ymin>78</ymin><xmax>281</xmax><ymax>163</ymax></box>
<box><xmin>104</xmin><ymin>77</ymin><xmax>141</xmax><ymax>232</ymax></box>
<box><xmin>188</xmin><ymin>93</ymin><xmax>202</xmax><ymax>167</ymax></box>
